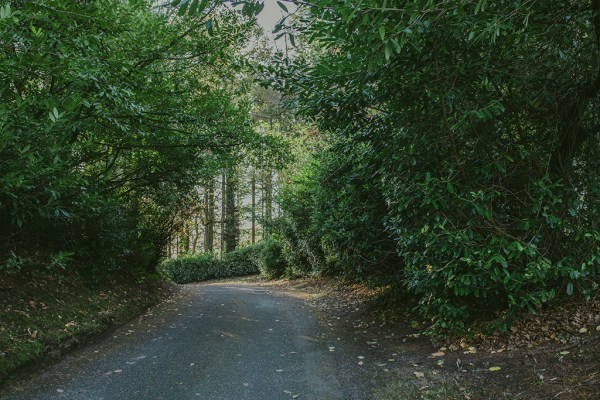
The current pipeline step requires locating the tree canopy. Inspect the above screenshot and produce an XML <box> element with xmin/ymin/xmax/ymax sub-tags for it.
<box><xmin>0</xmin><ymin>0</ymin><xmax>266</xmax><ymax>274</ymax></box>
<box><xmin>2</xmin><ymin>0</ymin><xmax>599</xmax><ymax>333</ymax></box>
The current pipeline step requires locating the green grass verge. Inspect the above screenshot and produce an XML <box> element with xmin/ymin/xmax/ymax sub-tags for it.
<box><xmin>0</xmin><ymin>269</ymin><xmax>171</xmax><ymax>383</ymax></box>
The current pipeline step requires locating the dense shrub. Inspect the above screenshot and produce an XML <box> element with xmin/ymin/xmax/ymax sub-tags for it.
<box><xmin>159</xmin><ymin>240</ymin><xmax>294</xmax><ymax>283</ymax></box>
<box><xmin>159</xmin><ymin>245</ymin><xmax>265</xmax><ymax>284</ymax></box>
<box><xmin>256</xmin><ymin>238</ymin><xmax>287</xmax><ymax>278</ymax></box>
<box><xmin>273</xmin><ymin>1</ymin><xmax>600</xmax><ymax>332</ymax></box>
<box><xmin>222</xmin><ymin>244</ymin><xmax>264</xmax><ymax>277</ymax></box>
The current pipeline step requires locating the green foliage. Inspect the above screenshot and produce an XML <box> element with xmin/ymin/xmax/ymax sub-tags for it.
<box><xmin>159</xmin><ymin>253</ymin><xmax>222</xmax><ymax>284</ymax></box>
<box><xmin>159</xmin><ymin>245</ymin><xmax>264</xmax><ymax>284</ymax></box>
<box><xmin>270</xmin><ymin>0</ymin><xmax>600</xmax><ymax>332</ymax></box>
<box><xmin>222</xmin><ymin>244</ymin><xmax>264</xmax><ymax>277</ymax></box>
<box><xmin>159</xmin><ymin>240</ymin><xmax>292</xmax><ymax>283</ymax></box>
<box><xmin>0</xmin><ymin>0</ymin><xmax>263</xmax><ymax>275</ymax></box>
<box><xmin>256</xmin><ymin>237</ymin><xmax>287</xmax><ymax>278</ymax></box>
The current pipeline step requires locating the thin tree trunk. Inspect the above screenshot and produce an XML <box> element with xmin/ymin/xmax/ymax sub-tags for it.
<box><xmin>220</xmin><ymin>170</ymin><xmax>226</xmax><ymax>257</ymax></box>
<box><xmin>224</xmin><ymin>168</ymin><xmax>239</xmax><ymax>252</ymax></box>
<box><xmin>204</xmin><ymin>182</ymin><xmax>215</xmax><ymax>253</ymax></box>
<box><xmin>264</xmin><ymin>169</ymin><xmax>273</xmax><ymax>238</ymax></box>
<box><xmin>192</xmin><ymin>216</ymin><xmax>199</xmax><ymax>253</ymax></box>
<box><xmin>251</xmin><ymin>168</ymin><xmax>256</xmax><ymax>244</ymax></box>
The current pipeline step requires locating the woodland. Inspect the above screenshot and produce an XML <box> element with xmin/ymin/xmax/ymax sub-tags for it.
<box><xmin>1</xmin><ymin>0</ymin><xmax>599</xmax><ymax>349</ymax></box>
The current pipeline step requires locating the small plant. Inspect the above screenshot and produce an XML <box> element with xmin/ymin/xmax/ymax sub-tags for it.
<box><xmin>47</xmin><ymin>251</ymin><xmax>75</xmax><ymax>271</ymax></box>
<box><xmin>0</xmin><ymin>251</ymin><xmax>26</xmax><ymax>275</ymax></box>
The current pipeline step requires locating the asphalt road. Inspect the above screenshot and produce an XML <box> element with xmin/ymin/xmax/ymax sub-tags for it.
<box><xmin>1</xmin><ymin>283</ymin><xmax>347</xmax><ymax>400</ymax></box>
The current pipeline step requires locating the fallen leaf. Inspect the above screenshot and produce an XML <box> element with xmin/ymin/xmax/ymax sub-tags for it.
<box><xmin>488</xmin><ymin>367</ymin><xmax>501</xmax><ymax>372</ymax></box>
<box><xmin>430</xmin><ymin>351</ymin><xmax>445</xmax><ymax>358</ymax></box>
<box><xmin>579</xmin><ymin>327</ymin><xmax>588</xmax><ymax>333</ymax></box>
<box><xmin>414</xmin><ymin>371</ymin><xmax>425</xmax><ymax>378</ymax></box>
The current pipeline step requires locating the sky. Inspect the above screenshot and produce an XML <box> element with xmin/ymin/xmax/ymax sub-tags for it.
<box><xmin>255</xmin><ymin>0</ymin><xmax>296</xmax><ymax>49</ymax></box>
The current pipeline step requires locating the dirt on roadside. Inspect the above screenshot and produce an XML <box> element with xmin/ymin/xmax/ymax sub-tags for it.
<box><xmin>255</xmin><ymin>278</ymin><xmax>600</xmax><ymax>400</ymax></box>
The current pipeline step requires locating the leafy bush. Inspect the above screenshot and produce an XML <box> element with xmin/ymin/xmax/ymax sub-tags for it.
<box><xmin>159</xmin><ymin>253</ymin><xmax>220</xmax><ymax>284</ymax></box>
<box><xmin>159</xmin><ymin>240</ymin><xmax>295</xmax><ymax>283</ymax></box>
<box><xmin>272</xmin><ymin>0</ymin><xmax>600</xmax><ymax>333</ymax></box>
<box><xmin>222</xmin><ymin>244</ymin><xmax>264</xmax><ymax>277</ymax></box>
<box><xmin>257</xmin><ymin>238</ymin><xmax>287</xmax><ymax>278</ymax></box>
<box><xmin>159</xmin><ymin>245</ymin><xmax>266</xmax><ymax>284</ymax></box>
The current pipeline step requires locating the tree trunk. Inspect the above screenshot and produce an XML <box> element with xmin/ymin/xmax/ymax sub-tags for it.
<box><xmin>251</xmin><ymin>168</ymin><xmax>256</xmax><ymax>244</ymax></box>
<box><xmin>192</xmin><ymin>215</ymin><xmax>199</xmax><ymax>254</ymax></box>
<box><xmin>264</xmin><ymin>169</ymin><xmax>273</xmax><ymax>238</ymax></box>
<box><xmin>204</xmin><ymin>182</ymin><xmax>215</xmax><ymax>253</ymax></box>
<box><xmin>224</xmin><ymin>168</ymin><xmax>239</xmax><ymax>252</ymax></box>
<box><xmin>220</xmin><ymin>170</ymin><xmax>226</xmax><ymax>257</ymax></box>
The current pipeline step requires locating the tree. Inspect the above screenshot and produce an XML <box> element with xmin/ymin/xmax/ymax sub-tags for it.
<box><xmin>266</xmin><ymin>0</ymin><xmax>600</xmax><ymax>330</ymax></box>
<box><xmin>0</xmin><ymin>0</ymin><xmax>261</xmax><ymax>274</ymax></box>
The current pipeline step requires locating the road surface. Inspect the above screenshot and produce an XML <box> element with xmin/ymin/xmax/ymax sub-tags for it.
<box><xmin>0</xmin><ymin>283</ymin><xmax>350</xmax><ymax>400</ymax></box>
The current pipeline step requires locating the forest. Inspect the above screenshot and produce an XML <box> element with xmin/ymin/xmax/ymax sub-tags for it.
<box><xmin>1</xmin><ymin>0</ymin><xmax>600</xmax><ymax>391</ymax></box>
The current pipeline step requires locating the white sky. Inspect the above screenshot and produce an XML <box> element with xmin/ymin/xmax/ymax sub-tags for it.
<box><xmin>255</xmin><ymin>0</ymin><xmax>296</xmax><ymax>49</ymax></box>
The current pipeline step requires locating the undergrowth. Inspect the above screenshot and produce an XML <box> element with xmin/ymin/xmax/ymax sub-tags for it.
<box><xmin>0</xmin><ymin>268</ymin><xmax>170</xmax><ymax>383</ymax></box>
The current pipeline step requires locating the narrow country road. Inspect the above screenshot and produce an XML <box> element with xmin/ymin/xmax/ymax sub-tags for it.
<box><xmin>1</xmin><ymin>283</ymin><xmax>350</xmax><ymax>400</ymax></box>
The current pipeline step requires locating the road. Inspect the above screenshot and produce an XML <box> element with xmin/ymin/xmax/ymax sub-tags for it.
<box><xmin>0</xmin><ymin>283</ymin><xmax>349</xmax><ymax>400</ymax></box>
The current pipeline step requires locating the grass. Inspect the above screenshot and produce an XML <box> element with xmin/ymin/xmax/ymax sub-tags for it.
<box><xmin>0</xmin><ymin>268</ymin><xmax>172</xmax><ymax>384</ymax></box>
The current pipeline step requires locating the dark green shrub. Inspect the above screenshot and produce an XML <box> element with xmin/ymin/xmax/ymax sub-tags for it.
<box><xmin>159</xmin><ymin>253</ymin><xmax>220</xmax><ymax>284</ymax></box>
<box><xmin>159</xmin><ymin>244</ymin><xmax>267</xmax><ymax>284</ymax></box>
<box><xmin>257</xmin><ymin>238</ymin><xmax>287</xmax><ymax>278</ymax></box>
<box><xmin>221</xmin><ymin>244</ymin><xmax>263</xmax><ymax>277</ymax></box>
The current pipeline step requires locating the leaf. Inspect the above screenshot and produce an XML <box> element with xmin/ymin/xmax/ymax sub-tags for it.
<box><xmin>188</xmin><ymin>0</ymin><xmax>199</xmax><ymax>14</ymax></box>
<box><xmin>379</xmin><ymin>25</ymin><xmax>386</xmax><ymax>41</ymax></box>
<box><xmin>430</xmin><ymin>351</ymin><xmax>445</xmax><ymax>358</ymax></box>
<box><xmin>566</xmin><ymin>282</ymin><xmax>573</xmax><ymax>296</ymax></box>
<box><xmin>414</xmin><ymin>371</ymin><xmax>425</xmax><ymax>378</ymax></box>
<box><xmin>579</xmin><ymin>327</ymin><xmax>588</xmax><ymax>333</ymax></box>
<box><xmin>488</xmin><ymin>366</ymin><xmax>501</xmax><ymax>372</ymax></box>
<box><xmin>177</xmin><ymin>0</ymin><xmax>190</xmax><ymax>15</ymax></box>
<box><xmin>277</xmin><ymin>1</ymin><xmax>288</xmax><ymax>13</ymax></box>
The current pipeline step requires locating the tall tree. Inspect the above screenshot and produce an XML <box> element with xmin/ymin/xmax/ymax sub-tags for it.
<box><xmin>267</xmin><ymin>0</ymin><xmax>600</xmax><ymax>330</ymax></box>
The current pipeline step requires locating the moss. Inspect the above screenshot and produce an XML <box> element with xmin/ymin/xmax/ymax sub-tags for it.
<box><xmin>0</xmin><ymin>269</ymin><xmax>171</xmax><ymax>383</ymax></box>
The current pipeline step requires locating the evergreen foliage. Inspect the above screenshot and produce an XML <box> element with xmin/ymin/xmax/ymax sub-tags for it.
<box><xmin>267</xmin><ymin>0</ymin><xmax>600</xmax><ymax>331</ymax></box>
<box><xmin>0</xmin><ymin>0</ymin><xmax>264</xmax><ymax>275</ymax></box>
<box><xmin>159</xmin><ymin>242</ymin><xmax>280</xmax><ymax>283</ymax></box>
